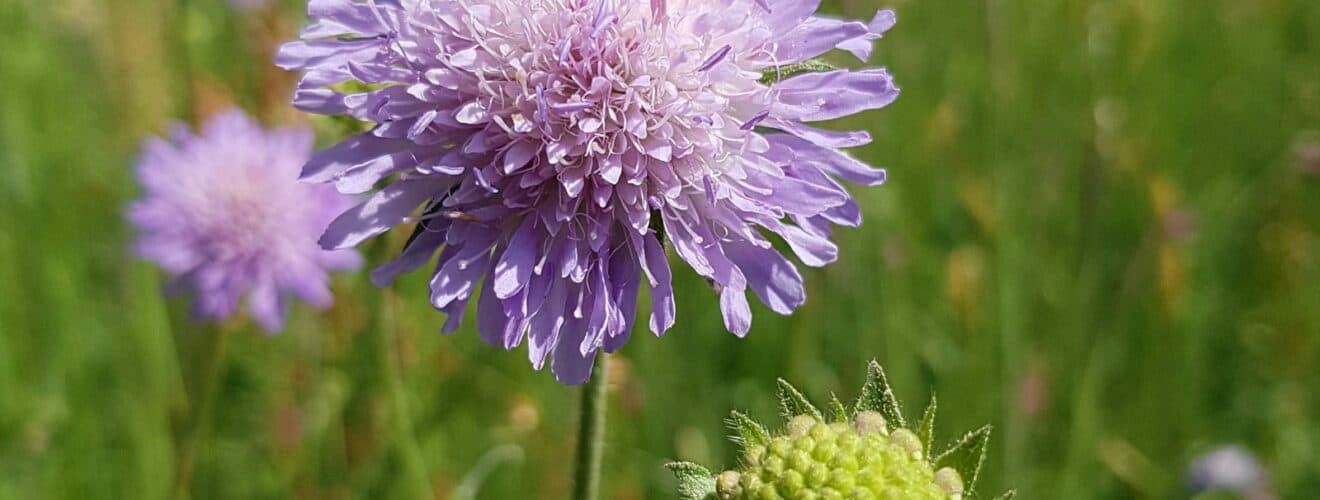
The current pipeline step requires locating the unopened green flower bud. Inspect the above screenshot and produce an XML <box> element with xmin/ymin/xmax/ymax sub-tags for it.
<box><xmin>934</xmin><ymin>467</ymin><xmax>965</xmax><ymax>499</ymax></box>
<box><xmin>853</xmin><ymin>411</ymin><xmax>888</xmax><ymax>436</ymax></box>
<box><xmin>888</xmin><ymin>428</ymin><xmax>924</xmax><ymax>460</ymax></box>
<box><xmin>787</xmin><ymin>415</ymin><xmax>817</xmax><ymax>438</ymax></box>
<box><xmin>745</xmin><ymin>445</ymin><xmax>767</xmax><ymax>466</ymax></box>
<box><xmin>769</xmin><ymin>438</ymin><xmax>792</xmax><ymax>457</ymax></box>
<box><xmin>809</xmin><ymin>422</ymin><xmax>835</xmax><ymax>441</ymax></box>
<box><xmin>718</xmin><ymin>471</ymin><xmax>744</xmax><ymax>499</ymax></box>
<box><xmin>777</xmin><ymin>469</ymin><xmax>805</xmax><ymax>495</ymax></box>
<box><xmin>812</xmin><ymin>439</ymin><xmax>838</xmax><ymax>463</ymax></box>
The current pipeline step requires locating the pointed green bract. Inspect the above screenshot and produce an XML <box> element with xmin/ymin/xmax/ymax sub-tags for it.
<box><xmin>918</xmin><ymin>394</ymin><xmax>938</xmax><ymax>453</ymax></box>
<box><xmin>776</xmin><ymin>378</ymin><xmax>823</xmax><ymax>420</ymax></box>
<box><xmin>855</xmin><ymin>360</ymin><xmax>907</xmax><ymax>428</ymax></box>
<box><xmin>828</xmin><ymin>393</ymin><xmax>849</xmax><ymax>423</ymax></box>
<box><xmin>934</xmin><ymin>425</ymin><xmax>992</xmax><ymax>499</ymax></box>
<box><xmin>727</xmin><ymin>411</ymin><xmax>770</xmax><ymax>448</ymax></box>
<box><xmin>667</xmin><ymin>462</ymin><xmax>718</xmax><ymax>500</ymax></box>
<box><xmin>993</xmin><ymin>490</ymin><xmax>1017</xmax><ymax>500</ymax></box>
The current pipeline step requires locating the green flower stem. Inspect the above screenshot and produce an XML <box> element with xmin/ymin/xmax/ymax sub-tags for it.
<box><xmin>172</xmin><ymin>0</ymin><xmax>195</xmax><ymax>124</ymax></box>
<box><xmin>571</xmin><ymin>354</ymin><xmax>609</xmax><ymax>500</ymax></box>
<box><xmin>375</xmin><ymin>288</ymin><xmax>434</xmax><ymax>500</ymax></box>
<box><xmin>172</xmin><ymin>323</ymin><xmax>230</xmax><ymax>500</ymax></box>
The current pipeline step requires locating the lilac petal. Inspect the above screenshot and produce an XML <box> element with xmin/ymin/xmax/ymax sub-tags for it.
<box><xmin>319</xmin><ymin>178</ymin><xmax>440</xmax><ymax>250</ymax></box>
<box><xmin>719</xmin><ymin>287</ymin><xmax>752</xmax><ymax>337</ymax></box>
<box><xmin>773</xmin><ymin>69</ymin><xmax>900</xmax><ymax>122</ymax></box>
<box><xmin>774</xmin><ymin>18</ymin><xmax>868</xmax><ymax>64</ymax></box>
<box><xmin>275</xmin><ymin>38</ymin><xmax>381</xmax><ymax>70</ymax></box>
<box><xmin>837</xmin><ymin>10</ymin><xmax>898</xmax><ymax>60</ymax></box>
<box><xmin>768</xmin><ymin>133</ymin><xmax>888</xmax><ymax>186</ymax></box>
<box><xmin>767</xmin><ymin>120</ymin><xmax>873</xmax><ymax>148</ymax></box>
<box><xmin>372</xmin><ymin>227</ymin><xmax>446</xmax><ymax>286</ymax></box>
<box><xmin>492</xmin><ymin>218</ymin><xmax>539</xmax><ymax>299</ymax></box>
<box><xmin>551</xmin><ymin>317</ymin><xmax>595</xmax><ymax>385</ymax></box>
<box><xmin>527</xmin><ymin>278</ymin><xmax>569</xmax><ymax>368</ymax></box>
<box><xmin>765</xmin><ymin>0</ymin><xmax>821</xmax><ymax>34</ymax></box>
<box><xmin>430</xmin><ymin>240</ymin><xmax>497</xmax><ymax>308</ymax></box>
<box><xmin>603</xmin><ymin>250</ymin><xmax>641</xmax><ymax>352</ymax></box>
<box><xmin>302</xmin><ymin>0</ymin><xmax>384</xmax><ymax>38</ymax></box>
<box><xmin>476</xmin><ymin>265</ymin><xmax>511</xmax><ymax>347</ymax></box>
<box><xmin>502</xmin><ymin>141</ymin><xmax>538</xmax><ymax>174</ymax></box>
<box><xmin>742</xmin><ymin>170</ymin><xmax>850</xmax><ymax>216</ymax></box>
<box><xmin>247</xmin><ymin>280</ymin><xmax>287</xmax><ymax>334</ymax></box>
<box><xmin>761</xmin><ymin>218</ymin><xmax>839</xmax><ymax>267</ymax></box>
<box><xmin>724</xmin><ymin>241</ymin><xmax>806</xmax><ymax>315</ymax></box>
<box><xmin>293</xmin><ymin>88</ymin><xmax>349</xmax><ymax>115</ymax></box>
<box><xmin>640</xmin><ymin>234</ymin><xmax>675</xmax><ymax>335</ymax></box>
<box><xmin>300</xmin><ymin>132</ymin><xmax>414</xmax><ymax>183</ymax></box>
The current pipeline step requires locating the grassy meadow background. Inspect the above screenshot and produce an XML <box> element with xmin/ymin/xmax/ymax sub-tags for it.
<box><xmin>2</xmin><ymin>0</ymin><xmax>1318</xmax><ymax>498</ymax></box>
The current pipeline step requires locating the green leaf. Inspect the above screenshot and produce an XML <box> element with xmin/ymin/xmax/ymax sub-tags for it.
<box><xmin>666</xmin><ymin>462</ymin><xmax>718</xmax><ymax>500</ymax></box>
<box><xmin>934</xmin><ymin>425</ymin><xmax>993</xmax><ymax>498</ymax></box>
<box><xmin>726</xmin><ymin>411</ymin><xmax>770</xmax><ymax>448</ymax></box>
<box><xmin>759</xmin><ymin>58</ymin><xmax>839</xmax><ymax>84</ymax></box>
<box><xmin>828</xmin><ymin>393</ymin><xmax>849</xmax><ymax>423</ymax></box>
<box><xmin>917</xmin><ymin>393</ymin><xmax>937</xmax><ymax>456</ymax></box>
<box><xmin>776</xmin><ymin>378</ymin><xmax>823</xmax><ymax>420</ymax></box>
<box><xmin>854</xmin><ymin>360</ymin><xmax>906</xmax><ymax>428</ymax></box>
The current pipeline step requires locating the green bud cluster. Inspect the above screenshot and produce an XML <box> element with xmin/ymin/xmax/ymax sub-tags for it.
<box><xmin>668</xmin><ymin>361</ymin><xmax>1013</xmax><ymax>500</ymax></box>
<box><xmin>716</xmin><ymin>413</ymin><xmax>959</xmax><ymax>500</ymax></box>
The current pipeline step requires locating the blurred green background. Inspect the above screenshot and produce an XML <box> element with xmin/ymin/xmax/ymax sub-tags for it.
<box><xmin>1</xmin><ymin>0</ymin><xmax>1318</xmax><ymax>498</ymax></box>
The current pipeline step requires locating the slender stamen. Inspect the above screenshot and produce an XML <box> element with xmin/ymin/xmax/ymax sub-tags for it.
<box><xmin>740</xmin><ymin>110</ymin><xmax>770</xmax><ymax>130</ymax></box>
<box><xmin>696</xmin><ymin>44</ymin><xmax>732</xmax><ymax>72</ymax></box>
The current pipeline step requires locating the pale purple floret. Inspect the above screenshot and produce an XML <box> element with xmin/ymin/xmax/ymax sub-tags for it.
<box><xmin>277</xmin><ymin>0</ymin><xmax>899</xmax><ymax>384</ymax></box>
<box><xmin>128</xmin><ymin>110</ymin><xmax>361</xmax><ymax>333</ymax></box>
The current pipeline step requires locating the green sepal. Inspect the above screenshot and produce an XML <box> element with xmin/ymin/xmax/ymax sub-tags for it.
<box><xmin>828</xmin><ymin>393</ymin><xmax>849</xmax><ymax>423</ymax></box>
<box><xmin>855</xmin><ymin>360</ymin><xmax>906</xmax><ymax>428</ymax></box>
<box><xmin>727</xmin><ymin>410</ymin><xmax>770</xmax><ymax>448</ymax></box>
<box><xmin>666</xmin><ymin>461</ymin><xmax>718</xmax><ymax>500</ymax></box>
<box><xmin>917</xmin><ymin>393</ymin><xmax>937</xmax><ymax>456</ymax></box>
<box><xmin>934</xmin><ymin>425</ymin><xmax>992</xmax><ymax>498</ymax></box>
<box><xmin>776</xmin><ymin>378</ymin><xmax>823</xmax><ymax>420</ymax></box>
<box><xmin>759</xmin><ymin>58</ymin><xmax>839</xmax><ymax>84</ymax></box>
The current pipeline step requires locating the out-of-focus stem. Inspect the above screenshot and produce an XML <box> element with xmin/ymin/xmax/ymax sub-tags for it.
<box><xmin>172</xmin><ymin>323</ymin><xmax>230</xmax><ymax>500</ymax></box>
<box><xmin>363</xmin><ymin>236</ymin><xmax>433</xmax><ymax>500</ymax></box>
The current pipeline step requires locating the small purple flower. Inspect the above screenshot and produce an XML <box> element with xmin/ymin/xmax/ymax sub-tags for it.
<box><xmin>277</xmin><ymin>0</ymin><xmax>899</xmax><ymax>384</ymax></box>
<box><xmin>1187</xmin><ymin>445</ymin><xmax>1275</xmax><ymax>499</ymax></box>
<box><xmin>129</xmin><ymin>109</ymin><xmax>361</xmax><ymax>332</ymax></box>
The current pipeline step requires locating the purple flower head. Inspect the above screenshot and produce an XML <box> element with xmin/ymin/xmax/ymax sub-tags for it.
<box><xmin>129</xmin><ymin>109</ymin><xmax>362</xmax><ymax>332</ymax></box>
<box><xmin>277</xmin><ymin>0</ymin><xmax>899</xmax><ymax>384</ymax></box>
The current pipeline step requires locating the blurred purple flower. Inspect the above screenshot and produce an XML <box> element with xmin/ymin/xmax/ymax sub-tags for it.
<box><xmin>276</xmin><ymin>0</ymin><xmax>898</xmax><ymax>384</ymax></box>
<box><xmin>129</xmin><ymin>109</ymin><xmax>362</xmax><ymax>333</ymax></box>
<box><xmin>1187</xmin><ymin>445</ymin><xmax>1275</xmax><ymax>499</ymax></box>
